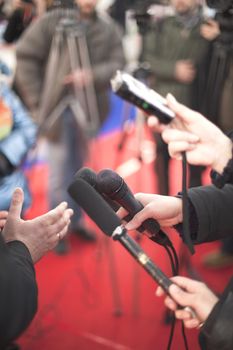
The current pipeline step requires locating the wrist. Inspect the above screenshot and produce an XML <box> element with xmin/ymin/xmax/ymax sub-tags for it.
<box><xmin>212</xmin><ymin>136</ymin><xmax>232</xmax><ymax>174</ymax></box>
<box><xmin>211</xmin><ymin>139</ymin><xmax>233</xmax><ymax>188</ymax></box>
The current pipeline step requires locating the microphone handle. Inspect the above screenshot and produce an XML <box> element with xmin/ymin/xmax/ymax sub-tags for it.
<box><xmin>113</xmin><ymin>227</ymin><xmax>197</xmax><ymax>319</ymax></box>
<box><xmin>113</xmin><ymin>227</ymin><xmax>172</xmax><ymax>293</ymax></box>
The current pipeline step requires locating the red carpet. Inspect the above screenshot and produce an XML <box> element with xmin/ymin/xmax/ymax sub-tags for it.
<box><xmin>18</xmin><ymin>127</ymin><xmax>233</xmax><ymax>350</ymax></box>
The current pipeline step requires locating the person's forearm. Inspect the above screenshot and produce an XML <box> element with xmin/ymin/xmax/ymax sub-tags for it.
<box><xmin>211</xmin><ymin>137</ymin><xmax>232</xmax><ymax>174</ymax></box>
<box><xmin>188</xmin><ymin>184</ymin><xmax>233</xmax><ymax>243</ymax></box>
<box><xmin>0</xmin><ymin>240</ymin><xmax>38</xmax><ymax>346</ymax></box>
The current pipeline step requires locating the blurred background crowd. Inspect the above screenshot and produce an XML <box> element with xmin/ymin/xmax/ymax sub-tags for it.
<box><xmin>1</xmin><ymin>0</ymin><xmax>232</xmax><ymax>265</ymax></box>
<box><xmin>0</xmin><ymin>0</ymin><xmax>232</xmax><ymax>349</ymax></box>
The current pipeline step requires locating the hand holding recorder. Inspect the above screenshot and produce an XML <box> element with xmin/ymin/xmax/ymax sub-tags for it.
<box><xmin>111</xmin><ymin>71</ymin><xmax>232</xmax><ymax>175</ymax></box>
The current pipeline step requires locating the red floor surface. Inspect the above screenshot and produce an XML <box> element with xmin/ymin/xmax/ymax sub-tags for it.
<box><xmin>18</xmin><ymin>127</ymin><xmax>233</xmax><ymax>350</ymax></box>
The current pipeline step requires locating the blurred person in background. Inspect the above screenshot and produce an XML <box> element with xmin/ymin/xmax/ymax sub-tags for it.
<box><xmin>141</xmin><ymin>0</ymin><xmax>212</xmax><ymax>195</ymax></box>
<box><xmin>35</xmin><ymin>0</ymin><xmax>53</xmax><ymax>15</ymax></box>
<box><xmin>108</xmin><ymin>0</ymin><xmax>134</xmax><ymax>32</ymax></box>
<box><xmin>0</xmin><ymin>0</ymin><xmax>7</xmax><ymax>21</ymax></box>
<box><xmin>0</xmin><ymin>56</ymin><xmax>73</xmax><ymax>347</ymax></box>
<box><xmin>0</xmin><ymin>60</ymin><xmax>37</xmax><ymax>213</ymax></box>
<box><xmin>14</xmin><ymin>0</ymin><xmax>125</xmax><ymax>254</ymax></box>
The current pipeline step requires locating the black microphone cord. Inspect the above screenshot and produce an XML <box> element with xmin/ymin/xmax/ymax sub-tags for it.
<box><xmin>164</xmin><ymin>244</ymin><xmax>179</xmax><ymax>276</ymax></box>
<box><xmin>166</xmin><ymin>153</ymin><xmax>192</xmax><ymax>350</ymax></box>
<box><xmin>180</xmin><ymin>152</ymin><xmax>191</xmax><ymax>350</ymax></box>
<box><xmin>182</xmin><ymin>152</ymin><xmax>195</xmax><ymax>255</ymax></box>
<box><xmin>164</xmin><ymin>243</ymin><xmax>180</xmax><ymax>350</ymax></box>
<box><xmin>166</xmin><ymin>315</ymin><xmax>176</xmax><ymax>350</ymax></box>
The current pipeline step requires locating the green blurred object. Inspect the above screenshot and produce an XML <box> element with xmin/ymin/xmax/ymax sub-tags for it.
<box><xmin>203</xmin><ymin>250</ymin><xmax>233</xmax><ymax>268</ymax></box>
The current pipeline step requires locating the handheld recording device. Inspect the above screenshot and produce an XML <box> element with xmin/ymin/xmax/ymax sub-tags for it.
<box><xmin>111</xmin><ymin>70</ymin><xmax>175</xmax><ymax>124</ymax></box>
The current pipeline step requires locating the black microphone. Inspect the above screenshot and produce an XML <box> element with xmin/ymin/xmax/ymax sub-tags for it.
<box><xmin>67</xmin><ymin>177</ymin><xmax>173</xmax><ymax>293</ymax></box>
<box><xmin>68</xmin><ymin>178</ymin><xmax>197</xmax><ymax>320</ymax></box>
<box><xmin>96</xmin><ymin>169</ymin><xmax>171</xmax><ymax>247</ymax></box>
<box><xmin>74</xmin><ymin>167</ymin><xmax>120</xmax><ymax>212</ymax></box>
<box><xmin>75</xmin><ymin>167</ymin><xmax>159</xmax><ymax>238</ymax></box>
<box><xmin>74</xmin><ymin>167</ymin><xmax>139</xmax><ymax>223</ymax></box>
<box><xmin>74</xmin><ymin>167</ymin><xmax>97</xmax><ymax>187</ymax></box>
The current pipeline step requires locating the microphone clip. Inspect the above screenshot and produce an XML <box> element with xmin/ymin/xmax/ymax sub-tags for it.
<box><xmin>112</xmin><ymin>225</ymin><xmax>127</xmax><ymax>240</ymax></box>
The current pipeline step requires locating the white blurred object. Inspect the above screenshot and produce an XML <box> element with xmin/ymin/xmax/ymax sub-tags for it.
<box><xmin>123</xmin><ymin>9</ymin><xmax>142</xmax><ymax>66</ymax></box>
<box><xmin>97</xmin><ymin>0</ymin><xmax>114</xmax><ymax>12</ymax></box>
<box><xmin>148</xmin><ymin>4</ymin><xmax>174</xmax><ymax>20</ymax></box>
<box><xmin>0</xmin><ymin>40</ymin><xmax>16</xmax><ymax>85</ymax></box>
<box><xmin>123</xmin><ymin>4</ymin><xmax>173</xmax><ymax>67</ymax></box>
<box><xmin>203</xmin><ymin>5</ymin><xmax>216</xmax><ymax>19</ymax></box>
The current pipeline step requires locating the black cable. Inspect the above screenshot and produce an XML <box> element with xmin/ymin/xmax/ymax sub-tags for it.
<box><xmin>165</xmin><ymin>153</ymin><xmax>192</xmax><ymax>350</ymax></box>
<box><xmin>164</xmin><ymin>245</ymin><xmax>177</xmax><ymax>276</ymax></box>
<box><xmin>182</xmin><ymin>152</ymin><xmax>195</xmax><ymax>255</ymax></box>
<box><xmin>163</xmin><ymin>238</ymin><xmax>179</xmax><ymax>350</ymax></box>
<box><xmin>180</xmin><ymin>152</ymin><xmax>192</xmax><ymax>350</ymax></box>
<box><xmin>181</xmin><ymin>321</ymin><xmax>189</xmax><ymax>350</ymax></box>
<box><xmin>169</xmin><ymin>244</ymin><xmax>180</xmax><ymax>275</ymax></box>
<box><xmin>163</xmin><ymin>245</ymin><xmax>177</xmax><ymax>350</ymax></box>
<box><xmin>166</xmin><ymin>313</ymin><xmax>176</xmax><ymax>350</ymax></box>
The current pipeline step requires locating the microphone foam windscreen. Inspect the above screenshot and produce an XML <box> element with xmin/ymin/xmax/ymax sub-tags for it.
<box><xmin>97</xmin><ymin>169</ymin><xmax>123</xmax><ymax>194</ymax></box>
<box><xmin>68</xmin><ymin>177</ymin><xmax>121</xmax><ymax>236</ymax></box>
<box><xmin>74</xmin><ymin>167</ymin><xmax>97</xmax><ymax>187</ymax></box>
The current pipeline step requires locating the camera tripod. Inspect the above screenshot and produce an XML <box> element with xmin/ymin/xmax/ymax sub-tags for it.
<box><xmin>38</xmin><ymin>14</ymin><xmax>123</xmax><ymax>316</ymax></box>
<box><xmin>38</xmin><ymin>15</ymin><xmax>100</xmax><ymax>136</ymax></box>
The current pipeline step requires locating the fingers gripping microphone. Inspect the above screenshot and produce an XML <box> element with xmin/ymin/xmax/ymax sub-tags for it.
<box><xmin>96</xmin><ymin>169</ymin><xmax>171</xmax><ymax>247</ymax></box>
<box><xmin>78</xmin><ymin>167</ymin><xmax>178</xmax><ymax>274</ymax></box>
<box><xmin>67</xmin><ymin>177</ymin><xmax>173</xmax><ymax>293</ymax></box>
<box><xmin>74</xmin><ymin>167</ymin><xmax>142</xmax><ymax>223</ymax></box>
<box><xmin>68</xmin><ymin>178</ymin><xmax>197</xmax><ymax>321</ymax></box>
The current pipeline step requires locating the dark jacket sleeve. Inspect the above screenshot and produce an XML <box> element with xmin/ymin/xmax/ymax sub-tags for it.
<box><xmin>0</xmin><ymin>237</ymin><xmax>38</xmax><ymax>348</ymax></box>
<box><xmin>187</xmin><ymin>184</ymin><xmax>233</xmax><ymax>244</ymax></box>
<box><xmin>199</xmin><ymin>278</ymin><xmax>233</xmax><ymax>350</ymax></box>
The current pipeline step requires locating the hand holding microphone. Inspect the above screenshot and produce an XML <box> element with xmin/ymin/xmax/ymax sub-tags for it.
<box><xmin>156</xmin><ymin>276</ymin><xmax>218</xmax><ymax>329</ymax></box>
<box><xmin>96</xmin><ymin>168</ymin><xmax>172</xmax><ymax>247</ymax></box>
<box><xmin>67</xmin><ymin>177</ymin><xmax>198</xmax><ymax>325</ymax></box>
<box><xmin>68</xmin><ymin>177</ymin><xmax>172</xmax><ymax>291</ymax></box>
<box><xmin>75</xmin><ymin>167</ymin><xmax>171</xmax><ymax>247</ymax></box>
